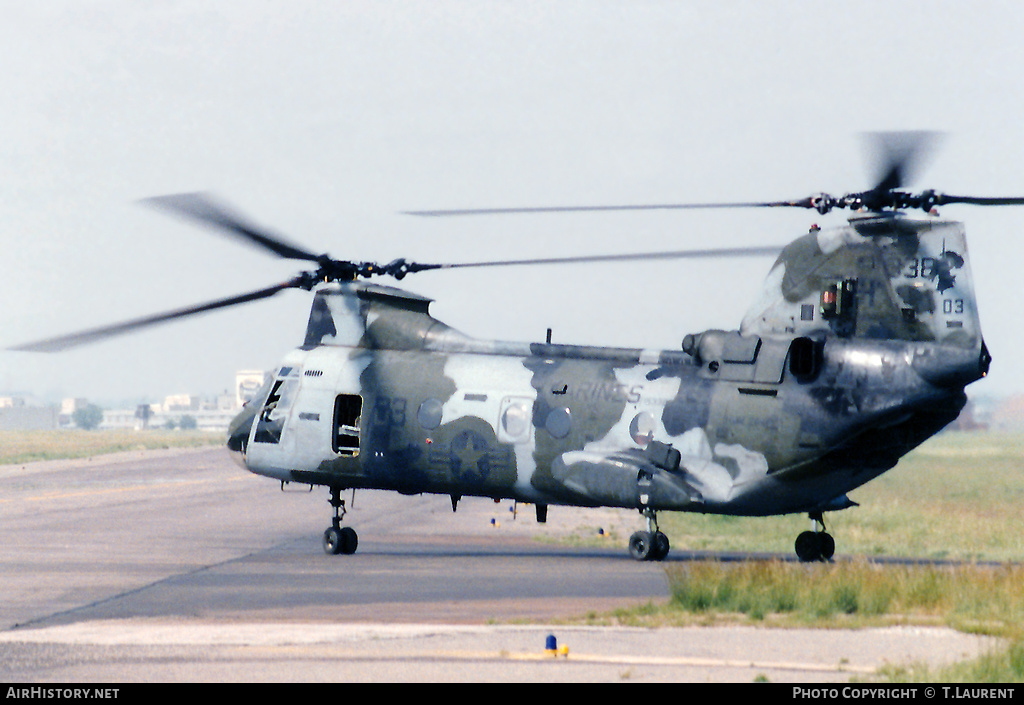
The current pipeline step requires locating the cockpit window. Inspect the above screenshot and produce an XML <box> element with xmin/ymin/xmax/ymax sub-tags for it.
<box><xmin>254</xmin><ymin>376</ymin><xmax>299</xmax><ymax>444</ymax></box>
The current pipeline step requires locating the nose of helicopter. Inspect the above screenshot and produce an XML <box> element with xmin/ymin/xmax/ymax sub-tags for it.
<box><xmin>226</xmin><ymin>404</ymin><xmax>258</xmax><ymax>469</ymax></box>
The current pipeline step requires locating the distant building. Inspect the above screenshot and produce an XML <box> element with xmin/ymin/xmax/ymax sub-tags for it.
<box><xmin>2</xmin><ymin>368</ymin><xmax>271</xmax><ymax>434</ymax></box>
<box><xmin>60</xmin><ymin>398</ymin><xmax>88</xmax><ymax>414</ymax></box>
<box><xmin>236</xmin><ymin>370</ymin><xmax>268</xmax><ymax>408</ymax></box>
<box><xmin>101</xmin><ymin>406</ymin><xmax>234</xmax><ymax>434</ymax></box>
<box><xmin>216</xmin><ymin>392</ymin><xmax>237</xmax><ymax>411</ymax></box>
<box><xmin>990</xmin><ymin>394</ymin><xmax>1024</xmax><ymax>431</ymax></box>
<box><xmin>97</xmin><ymin>371</ymin><xmax>267</xmax><ymax>434</ymax></box>
<box><xmin>163</xmin><ymin>393</ymin><xmax>200</xmax><ymax>412</ymax></box>
<box><xmin>0</xmin><ymin>405</ymin><xmax>57</xmax><ymax>431</ymax></box>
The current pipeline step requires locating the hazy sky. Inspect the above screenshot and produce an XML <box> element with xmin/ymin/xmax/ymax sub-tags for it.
<box><xmin>4</xmin><ymin>1</ymin><xmax>1024</xmax><ymax>406</ymax></box>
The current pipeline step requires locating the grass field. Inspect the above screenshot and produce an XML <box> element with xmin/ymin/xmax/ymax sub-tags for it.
<box><xmin>0</xmin><ymin>428</ymin><xmax>225</xmax><ymax>465</ymax></box>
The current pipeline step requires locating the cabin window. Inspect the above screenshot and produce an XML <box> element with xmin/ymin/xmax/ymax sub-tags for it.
<box><xmin>417</xmin><ymin>398</ymin><xmax>443</xmax><ymax>430</ymax></box>
<box><xmin>629</xmin><ymin>412</ymin><xmax>656</xmax><ymax>446</ymax></box>
<box><xmin>498</xmin><ymin>397</ymin><xmax>532</xmax><ymax>444</ymax></box>
<box><xmin>333</xmin><ymin>394</ymin><xmax>362</xmax><ymax>456</ymax></box>
<box><xmin>544</xmin><ymin>407</ymin><xmax>572</xmax><ymax>439</ymax></box>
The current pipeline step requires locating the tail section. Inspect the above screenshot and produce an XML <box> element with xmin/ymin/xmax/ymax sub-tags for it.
<box><xmin>742</xmin><ymin>213</ymin><xmax>984</xmax><ymax>351</ymax></box>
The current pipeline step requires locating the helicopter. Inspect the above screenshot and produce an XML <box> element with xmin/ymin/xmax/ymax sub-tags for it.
<box><xmin>11</xmin><ymin>135</ymin><xmax>1017</xmax><ymax>562</ymax></box>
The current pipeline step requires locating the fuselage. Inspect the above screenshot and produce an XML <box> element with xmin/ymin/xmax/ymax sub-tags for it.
<box><xmin>227</xmin><ymin>312</ymin><xmax>985</xmax><ymax>518</ymax></box>
<box><xmin>228</xmin><ymin>213</ymin><xmax>990</xmax><ymax>520</ymax></box>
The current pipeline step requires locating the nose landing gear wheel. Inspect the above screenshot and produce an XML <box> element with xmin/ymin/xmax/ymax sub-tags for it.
<box><xmin>323</xmin><ymin>486</ymin><xmax>358</xmax><ymax>555</ymax></box>
<box><xmin>323</xmin><ymin>526</ymin><xmax>358</xmax><ymax>555</ymax></box>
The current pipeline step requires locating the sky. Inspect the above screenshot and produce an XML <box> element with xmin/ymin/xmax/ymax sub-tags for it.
<box><xmin>3</xmin><ymin>1</ymin><xmax>1024</xmax><ymax>407</ymax></box>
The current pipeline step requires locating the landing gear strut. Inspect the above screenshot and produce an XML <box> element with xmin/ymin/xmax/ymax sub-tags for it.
<box><xmin>794</xmin><ymin>511</ymin><xmax>834</xmax><ymax>562</ymax></box>
<box><xmin>629</xmin><ymin>508</ymin><xmax>670</xmax><ymax>562</ymax></box>
<box><xmin>322</xmin><ymin>486</ymin><xmax>358</xmax><ymax>555</ymax></box>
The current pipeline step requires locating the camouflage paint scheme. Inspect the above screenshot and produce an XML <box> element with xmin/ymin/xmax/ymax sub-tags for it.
<box><xmin>227</xmin><ymin>213</ymin><xmax>990</xmax><ymax>546</ymax></box>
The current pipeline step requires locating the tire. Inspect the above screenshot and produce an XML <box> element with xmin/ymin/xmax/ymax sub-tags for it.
<box><xmin>818</xmin><ymin>532</ymin><xmax>835</xmax><ymax>561</ymax></box>
<box><xmin>652</xmin><ymin>531</ymin><xmax>670</xmax><ymax>561</ymax></box>
<box><xmin>339</xmin><ymin>526</ymin><xmax>358</xmax><ymax>555</ymax></box>
<box><xmin>629</xmin><ymin>531</ymin><xmax>653</xmax><ymax>561</ymax></box>
<box><xmin>323</xmin><ymin>527</ymin><xmax>343</xmax><ymax>555</ymax></box>
<box><xmin>795</xmin><ymin>530</ymin><xmax>821</xmax><ymax>562</ymax></box>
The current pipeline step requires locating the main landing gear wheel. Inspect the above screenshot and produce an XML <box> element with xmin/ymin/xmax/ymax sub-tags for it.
<box><xmin>794</xmin><ymin>512</ymin><xmax>835</xmax><ymax>563</ymax></box>
<box><xmin>323</xmin><ymin>526</ymin><xmax>358</xmax><ymax>555</ymax></box>
<box><xmin>629</xmin><ymin>530</ymin><xmax>670</xmax><ymax>561</ymax></box>
<box><xmin>323</xmin><ymin>486</ymin><xmax>358</xmax><ymax>556</ymax></box>
<box><xmin>629</xmin><ymin>508</ymin><xmax>670</xmax><ymax>561</ymax></box>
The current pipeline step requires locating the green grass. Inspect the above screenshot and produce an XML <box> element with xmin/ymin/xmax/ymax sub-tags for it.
<box><xmin>0</xmin><ymin>429</ymin><xmax>225</xmax><ymax>465</ymax></box>
<box><xmin>661</xmin><ymin>560</ymin><xmax>1024</xmax><ymax>631</ymax></box>
<box><xmin>925</xmin><ymin>639</ymin><xmax>1024</xmax><ymax>682</ymax></box>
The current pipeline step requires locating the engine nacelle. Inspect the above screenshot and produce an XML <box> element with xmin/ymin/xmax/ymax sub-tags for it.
<box><xmin>548</xmin><ymin>449</ymin><xmax>698</xmax><ymax>510</ymax></box>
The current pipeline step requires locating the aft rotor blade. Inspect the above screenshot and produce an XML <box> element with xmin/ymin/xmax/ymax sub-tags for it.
<box><xmin>142</xmin><ymin>193</ymin><xmax>323</xmax><ymax>263</ymax></box>
<box><xmin>404</xmin><ymin>200</ymin><xmax>815</xmax><ymax>217</ymax></box>
<box><xmin>865</xmin><ymin>131</ymin><xmax>941</xmax><ymax>193</ymax></box>
<box><xmin>9</xmin><ymin>280</ymin><xmax>299</xmax><ymax>352</ymax></box>
<box><xmin>416</xmin><ymin>246</ymin><xmax>782</xmax><ymax>271</ymax></box>
<box><xmin>934</xmin><ymin>194</ymin><xmax>1024</xmax><ymax>207</ymax></box>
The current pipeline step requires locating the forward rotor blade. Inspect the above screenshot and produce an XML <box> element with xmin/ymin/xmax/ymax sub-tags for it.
<box><xmin>404</xmin><ymin>200</ymin><xmax>815</xmax><ymax>217</ymax></box>
<box><xmin>142</xmin><ymin>193</ymin><xmax>323</xmax><ymax>263</ymax></box>
<box><xmin>9</xmin><ymin>279</ymin><xmax>299</xmax><ymax>352</ymax></box>
<box><xmin>415</xmin><ymin>246</ymin><xmax>782</xmax><ymax>271</ymax></box>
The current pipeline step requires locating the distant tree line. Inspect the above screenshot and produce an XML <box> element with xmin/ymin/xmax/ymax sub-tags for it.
<box><xmin>72</xmin><ymin>405</ymin><xmax>199</xmax><ymax>431</ymax></box>
<box><xmin>72</xmin><ymin>404</ymin><xmax>104</xmax><ymax>431</ymax></box>
<box><xmin>166</xmin><ymin>415</ymin><xmax>198</xmax><ymax>430</ymax></box>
